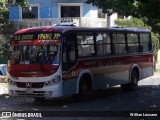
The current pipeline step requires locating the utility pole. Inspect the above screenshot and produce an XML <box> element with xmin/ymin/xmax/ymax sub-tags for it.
<box><xmin>106</xmin><ymin>9</ymin><xmax>113</xmax><ymax>27</ymax></box>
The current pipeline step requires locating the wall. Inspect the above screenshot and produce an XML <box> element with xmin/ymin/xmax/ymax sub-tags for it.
<box><xmin>9</xmin><ymin>5</ymin><xmax>20</xmax><ymax>19</ymax></box>
<box><xmin>83</xmin><ymin>3</ymin><xmax>97</xmax><ymax>18</ymax></box>
<box><xmin>9</xmin><ymin>0</ymin><xmax>98</xmax><ymax>19</ymax></box>
<box><xmin>110</xmin><ymin>13</ymin><xmax>117</xmax><ymax>27</ymax></box>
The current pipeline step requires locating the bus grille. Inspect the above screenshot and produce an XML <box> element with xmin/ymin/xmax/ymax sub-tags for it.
<box><xmin>15</xmin><ymin>82</ymin><xmax>44</xmax><ymax>88</ymax></box>
<box><xmin>12</xmin><ymin>90</ymin><xmax>52</xmax><ymax>97</ymax></box>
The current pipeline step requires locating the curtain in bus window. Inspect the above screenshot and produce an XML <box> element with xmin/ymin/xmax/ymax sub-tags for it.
<box><xmin>112</xmin><ymin>34</ymin><xmax>126</xmax><ymax>54</ymax></box>
<box><xmin>127</xmin><ymin>34</ymin><xmax>139</xmax><ymax>53</ymax></box>
<box><xmin>140</xmin><ymin>34</ymin><xmax>150</xmax><ymax>52</ymax></box>
<box><xmin>96</xmin><ymin>33</ymin><xmax>111</xmax><ymax>55</ymax></box>
<box><xmin>77</xmin><ymin>33</ymin><xmax>95</xmax><ymax>57</ymax></box>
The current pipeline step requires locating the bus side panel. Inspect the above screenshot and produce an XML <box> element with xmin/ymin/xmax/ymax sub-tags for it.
<box><xmin>104</xmin><ymin>71</ymin><xmax>129</xmax><ymax>87</ymax></box>
<box><xmin>139</xmin><ymin>67</ymin><xmax>154</xmax><ymax>80</ymax></box>
<box><xmin>62</xmin><ymin>78</ymin><xmax>77</xmax><ymax>96</ymax></box>
<box><xmin>92</xmin><ymin>70</ymin><xmax>129</xmax><ymax>90</ymax></box>
<box><xmin>62</xmin><ymin>53</ymin><xmax>153</xmax><ymax>94</ymax></box>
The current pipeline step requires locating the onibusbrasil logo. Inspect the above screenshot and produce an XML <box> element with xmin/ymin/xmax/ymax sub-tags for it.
<box><xmin>0</xmin><ymin>112</ymin><xmax>42</xmax><ymax>118</ymax></box>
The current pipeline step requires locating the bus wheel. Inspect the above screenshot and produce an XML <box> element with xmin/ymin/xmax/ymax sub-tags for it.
<box><xmin>78</xmin><ymin>77</ymin><xmax>92</xmax><ymax>100</ymax></box>
<box><xmin>34</xmin><ymin>97</ymin><xmax>45</xmax><ymax>101</ymax></box>
<box><xmin>130</xmin><ymin>70</ymin><xmax>139</xmax><ymax>89</ymax></box>
<box><xmin>121</xmin><ymin>70</ymin><xmax>139</xmax><ymax>91</ymax></box>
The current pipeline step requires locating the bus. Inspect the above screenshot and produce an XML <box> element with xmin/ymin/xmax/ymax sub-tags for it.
<box><xmin>7</xmin><ymin>24</ymin><xmax>154</xmax><ymax>100</ymax></box>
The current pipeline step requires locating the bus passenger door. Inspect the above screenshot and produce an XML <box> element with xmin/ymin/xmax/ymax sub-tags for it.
<box><xmin>62</xmin><ymin>33</ymin><xmax>77</xmax><ymax>75</ymax></box>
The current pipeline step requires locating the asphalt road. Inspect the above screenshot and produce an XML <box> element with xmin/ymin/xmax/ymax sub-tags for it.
<box><xmin>0</xmin><ymin>73</ymin><xmax>160</xmax><ymax>120</ymax></box>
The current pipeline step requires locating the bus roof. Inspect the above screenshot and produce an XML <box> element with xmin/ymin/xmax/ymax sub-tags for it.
<box><xmin>15</xmin><ymin>26</ymin><xmax>151</xmax><ymax>34</ymax></box>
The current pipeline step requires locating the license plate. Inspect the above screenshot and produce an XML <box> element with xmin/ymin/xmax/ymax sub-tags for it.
<box><xmin>26</xmin><ymin>89</ymin><xmax>33</xmax><ymax>94</ymax></box>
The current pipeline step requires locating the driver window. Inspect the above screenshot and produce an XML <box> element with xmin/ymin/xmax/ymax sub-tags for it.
<box><xmin>63</xmin><ymin>34</ymin><xmax>76</xmax><ymax>63</ymax></box>
<box><xmin>62</xmin><ymin>33</ymin><xmax>76</xmax><ymax>72</ymax></box>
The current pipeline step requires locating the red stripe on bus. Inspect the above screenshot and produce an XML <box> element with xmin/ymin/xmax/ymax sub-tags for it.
<box><xmin>8</xmin><ymin>64</ymin><xmax>59</xmax><ymax>77</ymax></box>
<box><xmin>8</xmin><ymin>64</ymin><xmax>58</xmax><ymax>71</ymax></box>
<box><xmin>9</xmin><ymin>71</ymin><xmax>55</xmax><ymax>77</ymax></box>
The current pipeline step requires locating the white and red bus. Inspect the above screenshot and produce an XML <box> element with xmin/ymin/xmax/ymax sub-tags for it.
<box><xmin>7</xmin><ymin>24</ymin><xmax>154</xmax><ymax>100</ymax></box>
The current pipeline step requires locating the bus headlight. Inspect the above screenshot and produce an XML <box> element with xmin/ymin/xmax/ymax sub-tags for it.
<box><xmin>44</xmin><ymin>75</ymin><xmax>61</xmax><ymax>86</ymax></box>
<box><xmin>8</xmin><ymin>79</ymin><xmax>16</xmax><ymax>86</ymax></box>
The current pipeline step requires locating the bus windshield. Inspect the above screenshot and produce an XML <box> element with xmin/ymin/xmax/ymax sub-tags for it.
<box><xmin>9</xmin><ymin>32</ymin><xmax>61</xmax><ymax>65</ymax></box>
<box><xmin>9</xmin><ymin>44</ymin><xmax>60</xmax><ymax>65</ymax></box>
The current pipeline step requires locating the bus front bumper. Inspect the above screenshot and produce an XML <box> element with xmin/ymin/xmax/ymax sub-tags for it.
<box><xmin>8</xmin><ymin>84</ymin><xmax>62</xmax><ymax>98</ymax></box>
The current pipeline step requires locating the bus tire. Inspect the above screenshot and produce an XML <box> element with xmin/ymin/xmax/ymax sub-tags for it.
<box><xmin>121</xmin><ymin>70</ymin><xmax>139</xmax><ymax>91</ymax></box>
<box><xmin>74</xmin><ymin>75</ymin><xmax>92</xmax><ymax>101</ymax></box>
<box><xmin>130</xmin><ymin>70</ymin><xmax>139</xmax><ymax>89</ymax></box>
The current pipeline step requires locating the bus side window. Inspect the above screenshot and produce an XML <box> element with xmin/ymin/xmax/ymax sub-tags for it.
<box><xmin>77</xmin><ymin>32</ymin><xmax>95</xmax><ymax>57</ymax></box>
<box><xmin>62</xmin><ymin>42</ymin><xmax>69</xmax><ymax>63</ymax></box>
<box><xmin>127</xmin><ymin>34</ymin><xmax>139</xmax><ymax>53</ymax></box>
<box><xmin>96</xmin><ymin>33</ymin><xmax>111</xmax><ymax>55</ymax></box>
<box><xmin>112</xmin><ymin>34</ymin><xmax>126</xmax><ymax>54</ymax></box>
<box><xmin>62</xmin><ymin>34</ymin><xmax>77</xmax><ymax>73</ymax></box>
<box><xmin>77</xmin><ymin>36</ymin><xmax>84</xmax><ymax>56</ymax></box>
<box><xmin>140</xmin><ymin>33</ymin><xmax>151</xmax><ymax>52</ymax></box>
<box><xmin>69</xmin><ymin>46</ymin><xmax>75</xmax><ymax>61</ymax></box>
<box><xmin>62</xmin><ymin>47</ymin><xmax>67</xmax><ymax>63</ymax></box>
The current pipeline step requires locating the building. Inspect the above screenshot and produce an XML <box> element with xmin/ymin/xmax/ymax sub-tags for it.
<box><xmin>9</xmin><ymin>0</ymin><xmax>117</xmax><ymax>30</ymax></box>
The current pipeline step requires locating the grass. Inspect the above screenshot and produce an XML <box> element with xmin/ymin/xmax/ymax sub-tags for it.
<box><xmin>154</xmin><ymin>67</ymin><xmax>160</xmax><ymax>75</ymax></box>
<box><xmin>155</xmin><ymin>69</ymin><xmax>160</xmax><ymax>72</ymax></box>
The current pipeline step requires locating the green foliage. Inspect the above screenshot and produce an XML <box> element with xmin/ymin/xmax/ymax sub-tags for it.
<box><xmin>0</xmin><ymin>34</ymin><xmax>9</xmax><ymax>64</ymax></box>
<box><xmin>0</xmin><ymin>0</ymin><xmax>9</xmax><ymax>62</ymax></box>
<box><xmin>86</xmin><ymin>0</ymin><xmax>160</xmax><ymax>33</ymax></box>
<box><xmin>115</xmin><ymin>18</ymin><xmax>160</xmax><ymax>59</ymax></box>
<box><xmin>0</xmin><ymin>0</ymin><xmax>8</xmax><ymax>34</ymax></box>
<box><xmin>0</xmin><ymin>41</ymin><xmax>8</xmax><ymax>64</ymax></box>
<box><xmin>115</xmin><ymin>18</ymin><xmax>151</xmax><ymax>29</ymax></box>
<box><xmin>0</xmin><ymin>0</ymin><xmax>29</xmax><ymax>63</ymax></box>
<box><xmin>15</xmin><ymin>0</ymin><xmax>29</xmax><ymax>7</ymax></box>
<box><xmin>152</xmin><ymin>32</ymin><xmax>159</xmax><ymax>60</ymax></box>
<box><xmin>0</xmin><ymin>0</ymin><xmax>29</xmax><ymax>33</ymax></box>
<box><xmin>86</xmin><ymin>0</ymin><xmax>160</xmax><ymax>60</ymax></box>
<box><xmin>0</xmin><ymin>0</ymin><xmax>18</xmax><ymax>34</ymax></box>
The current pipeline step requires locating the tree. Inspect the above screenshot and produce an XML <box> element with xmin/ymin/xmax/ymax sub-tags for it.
<box><xmin>86</xmin><ymin>0</ymin><xmax>160</xmax><ymax>33</ymax></box>
<box><xmin>0</xmin><ymin>0</ymin><xmax>9</xmax><ymax>34</ymax></box>
<box><xmin>0</xmin><ymin>0</ymin><xmax>29</xmax><ymax>63</ymax></box>
<box><xmin>86</xmin><ymin>0</ymin><xmax>160</xmax><ymax>61</ymax></box>
<box><xmin>0</xmin><ymin>0</ymin><xmax>29</xmax><ymax>34</ymax></box>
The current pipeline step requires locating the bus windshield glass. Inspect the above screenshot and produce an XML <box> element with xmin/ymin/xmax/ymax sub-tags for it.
<box><xmin>9</xmin><ymin>32</ymin><xmax>61</xmax><ymax>65</ymax></box>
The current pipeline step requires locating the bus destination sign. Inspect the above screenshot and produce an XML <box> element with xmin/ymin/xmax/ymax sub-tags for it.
<box><xmin>12</xmin><ymin>33</ymin><xmax>61</xmax><ymax>45</ymax></box>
